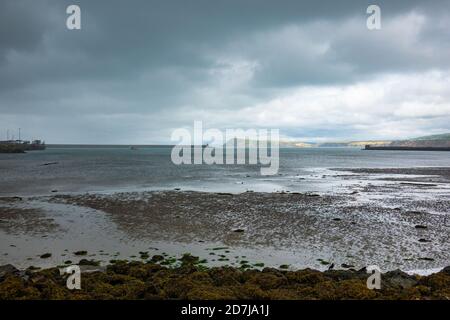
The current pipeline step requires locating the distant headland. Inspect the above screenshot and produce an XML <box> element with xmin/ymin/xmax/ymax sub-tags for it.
<box><xmin>229</xmin><ymin>132</ymin><xmax>450</xmax><ymax>150</ymax></box>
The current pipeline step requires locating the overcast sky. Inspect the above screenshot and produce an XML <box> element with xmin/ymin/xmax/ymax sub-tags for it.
<box><xmin>1</xmin><ymin>0</ymin><xmax>449</xmax><ymax>143</ymax></box>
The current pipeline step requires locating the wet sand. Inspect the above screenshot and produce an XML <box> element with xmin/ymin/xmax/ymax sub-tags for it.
<box><xmin>334</xmin><ymin>167</ymin><xmax>450</xmax><ymax>181</ymax></box>
<box><xmin>0</xmin><ymin>167</ymin><xmax>449</xmax><ymax>274</ymax></box>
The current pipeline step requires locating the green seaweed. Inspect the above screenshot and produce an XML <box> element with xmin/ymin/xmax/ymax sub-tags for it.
<box><xmin>1</xmin><ymin>255</ymin><xmax>448</xmax><ymax>300</ymax></box>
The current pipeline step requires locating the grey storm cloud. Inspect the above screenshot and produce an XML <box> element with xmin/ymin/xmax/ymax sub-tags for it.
<box><xmin>0</xmin><ymin>0</ymin><xmax>449</xmax><ymax>143</ymax></box>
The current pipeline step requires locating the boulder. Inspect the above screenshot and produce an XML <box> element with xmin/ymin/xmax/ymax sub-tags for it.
<box><xmin>441</xmin><ymin>266</ymin><xmax>450</xmax><ymax>275</ymax></box>
<box><xmin>384</xmin><ymin>269</ymin><xmax>418</xmax><ymax>289</ymax></box>
<box><xmin>0</xmin><ymin>264</ymin><xmax>22</xmax><ymax>281</ymax></box>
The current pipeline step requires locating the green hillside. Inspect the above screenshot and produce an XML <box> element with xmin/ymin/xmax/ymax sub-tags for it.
<box><xmin>412</xmin><ymin>133</ymin><xmax>450</xmax><ymax>141</ymax></box>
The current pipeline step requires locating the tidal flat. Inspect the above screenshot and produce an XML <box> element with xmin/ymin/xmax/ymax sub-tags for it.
<box><xmin>0</xmin><ymin>167</ymin><xmax>449</xmax><ymax>299</ymax></box>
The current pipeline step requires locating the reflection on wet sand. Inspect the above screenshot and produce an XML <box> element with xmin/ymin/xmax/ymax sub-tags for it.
<box><xmin>0</xmin><ymin>167</ymin><xmax>449</xmax><ymax>273</ymax></box>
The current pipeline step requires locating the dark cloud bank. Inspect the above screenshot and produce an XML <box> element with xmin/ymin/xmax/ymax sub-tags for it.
<box><xmin>1</xmin><ymin>0</ymin><xmax>449</xmax><ymax>143</ymax></box>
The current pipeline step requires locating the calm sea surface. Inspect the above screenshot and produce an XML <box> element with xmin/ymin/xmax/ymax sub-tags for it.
<box><xmin>1</xmin><ymin>147</ymin><xmax>449</xmax><ymax>196</ymax></box>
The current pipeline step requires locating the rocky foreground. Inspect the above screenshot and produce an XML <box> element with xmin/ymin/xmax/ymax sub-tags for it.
<box><xmin>0</xmin><ymin>256</ymin><xmax>449</xmax><ymax>300</ymax></box>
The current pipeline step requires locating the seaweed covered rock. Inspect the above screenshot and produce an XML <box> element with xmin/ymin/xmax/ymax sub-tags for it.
<box><xmin>179</xmin><ymin>253</ymin><xmax>200</xmax><ymax>265</ymax></box>
<box><xmin>0</xmin><ymin>264</ymin><xmax>29</xmax><ymax>284</ymax></box>
<box><xmin>383</xmin><ymin>269</ymin><xmax>418</xmax><ymax>289</ymax></box>
<box><xmin>0</xmin><ymin>264</ymin><xmax>21</xmax><ymax>281</ymax></box>
<box><xmin>1</xmin><ymin>260</ymin><xmax>450</xmax><ymax>300</ymax></box>
<box><xmin>150</xmin><ymin>255</ymin><xmax>164</xmax><ymax>263</ymax></box>
<box><xmin>78</xmin><ymin>259</ymin><xmax>100</xmax><ymax>266</ymax></box>
<box><xmin>246</xmin><ymin>270</ymin><xmax>288</xmax><ymax>290</ymax></box>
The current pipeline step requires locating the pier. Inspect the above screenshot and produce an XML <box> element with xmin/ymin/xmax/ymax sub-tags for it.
<box><xmin>364</xmin><ymin>145</ymin><xmax>450</xmax><ymax>151</ymax></box>
<box><xmin>0</xmin><ymin>140</ymin><xmax>46</xmax><ymax>153</ymax></box>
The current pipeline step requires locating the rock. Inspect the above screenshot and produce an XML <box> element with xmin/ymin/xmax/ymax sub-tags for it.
<box><xmin>418</xmin><ymin>257</ymin><xmax>435</xmax><ymax>261</ymax></box>
<box><xmin>358</xmin><ymin>267</ymin><xmax>367</xmax><ymax>272</ymax></box>
<box><xmin>79</xmin><ymin>265</ymin><xmax>107</xmax><ymax>273</ymax></box>
<box><xmin>40</xmin><ymin>253</ymin><xmax>51</xmax><ymax>259</ymax></box>
<box><xmin>40</xmin><ymin>162</ymin><xmax>58</xmax><ymax>166</ymax></box>
<box><xmin>0</xmin><ymin>196</ymin><xmax>23</xmax><ymax>202</ymax></box>
<box><xmin>27</xmin><ymin>266</ymin><xmax>40</xmax><ymax>272</ymax></box>
<box><xmin>140</xmin><ymin>252</ymin><xmax>150</xmax><ymax>259</ymax></box>
<box><xmin>0</xmin><ymin>264</ymin><xmax>21</xmax><ymax>281</ymax></box>
<box><xmin>384</xmin><ymin>269</ymin><xmax>418</xmax><ymax>289</ymax></box>
<box><xmin>150</xmin><ymin>255</ymin><xmax>164</xmax><ymax>262</ymax></box>
<box><xmin>341</xmin><ymin>263</ymin><xmax>355</xmax><ymax>269</ymax></box>
<box><xmin>318</xmin><ymin>259</ymin><xmax>331</xmax><ymax>265</ymax></box>
<box><xmin>73</xmin><ymin>250</ymin><xmax>88</xmax><ymax>256</ymax></box>
<box><xmin>441</xmin><ymin>266</ymin><xmax>450</xmax><ymax>275</ymax></box>
<box><xmin>179</xmin><ymin>253</ymin><xmax>199</xmax><ymax>265</ymax></box>
<box><xmin>78</xmin><ymin>259</ymin><xmax>100</xmax><ymax>266</ymax></box>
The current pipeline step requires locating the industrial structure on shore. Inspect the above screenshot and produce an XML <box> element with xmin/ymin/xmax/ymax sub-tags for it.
<box><xmin>0</xmin><ymin>129</ymin><xmax>46</xmax><ymax>153</ymax></box>
<box><xmin>0</xmin><ymin>140</ymin><xmax>46</xmax><ymax>153</ymax></box>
